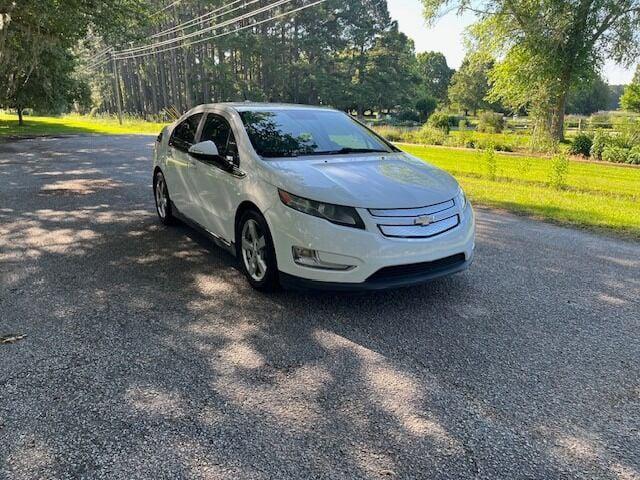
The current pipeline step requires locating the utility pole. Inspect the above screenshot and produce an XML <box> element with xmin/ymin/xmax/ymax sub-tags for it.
<box><xmin>111</xmin><ymin>49</ymin><xmax>123</xmax><ymax>125</ymax></box>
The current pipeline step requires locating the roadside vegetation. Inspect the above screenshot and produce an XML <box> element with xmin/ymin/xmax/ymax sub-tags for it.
<box><xmin>0</xmin><ymin>113</ymin><xmax>165</xmax><ymax>137</ymax></box>
<box><xmin>402</xmin><ymin>144</ymin><xmax>640</xmax><ymax>238</ymax></box>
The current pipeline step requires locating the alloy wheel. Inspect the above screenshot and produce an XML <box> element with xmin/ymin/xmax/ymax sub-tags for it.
<box><xmin>241</xmin><ymin>219</ymin><xmax>268</xmax><ymax>282</ymax></box>
<box><xmin>155</xmin><ymin>174</ymin><xmax>168</xmax><ymax>219</ymax></box>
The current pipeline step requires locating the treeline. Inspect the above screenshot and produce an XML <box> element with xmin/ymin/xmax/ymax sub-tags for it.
<box><xmin>89</xmin><ymin>0</ymin><xmax>420</xmax><ymax>118</ymax></box>
<box><xmin>86</xmin><ymin>0</ymin><xmax>626</xmax><ymax>121</ymax></box>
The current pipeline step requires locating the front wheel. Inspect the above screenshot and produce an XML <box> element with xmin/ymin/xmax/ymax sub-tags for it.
<box><xmin>238</xmin><ymin>210</ymin><xmax>279</xmax><ymax>291</ymax></box>
<box><xmin>154</xmin><ymin>170</ymin><xmax>175</xmax><ymax>225</ymax></box>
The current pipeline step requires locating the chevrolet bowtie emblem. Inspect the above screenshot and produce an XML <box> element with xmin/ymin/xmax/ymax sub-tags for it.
<box><xmin>414</xmin><ymin>215</ymin><xmax>433</xmax><ymax>226</ymax></box>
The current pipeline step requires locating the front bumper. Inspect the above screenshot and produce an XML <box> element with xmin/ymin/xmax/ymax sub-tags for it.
<box><xmin>280</xmin><ymin>252</ymin><xmax>473</xmax><ymax>291</ymax></box>
<box><xmin>265</xmin><ymin>198</ymin><xmax>476</xmax><ymax>290</ymax></box>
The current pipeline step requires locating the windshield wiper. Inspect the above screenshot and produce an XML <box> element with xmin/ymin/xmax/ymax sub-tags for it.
<box><xmin>305</xmin><ymin>147</ymin><xmax>389</xmax><ymax>156</ymax></box>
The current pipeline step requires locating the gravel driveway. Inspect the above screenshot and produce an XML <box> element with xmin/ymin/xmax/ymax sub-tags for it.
<box><xmin>1</xmin><ymin>135</ymin><xmax>638</xmax><ymax>479</ymax></box>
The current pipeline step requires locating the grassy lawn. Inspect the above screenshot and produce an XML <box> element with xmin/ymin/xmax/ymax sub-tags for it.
<box><xmin>400</xmin><ymin>143</ymin><xmax>640</xmax><ymax>239</ymax></box>
<box><xmin>0</xmin><ymin>113</ymin><xmax>166</xmax><ymax>137</ymax></box>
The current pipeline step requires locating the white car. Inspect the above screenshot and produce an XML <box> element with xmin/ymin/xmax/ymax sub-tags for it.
<box><xmin>153</xmin><ymin>103</ymin><xmax>475</xmax><ymax>291</ymax></box>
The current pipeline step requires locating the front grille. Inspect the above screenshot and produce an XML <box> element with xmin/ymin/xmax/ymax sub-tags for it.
<box><xmin>367</xmin><ymin>253</ymin><xmax>466</xmax><ymax>283</ymax></box>
<box><xmin>369</xmin><ymin>198</ymin><xmax>460</xmax><ymax>238</ymax></box>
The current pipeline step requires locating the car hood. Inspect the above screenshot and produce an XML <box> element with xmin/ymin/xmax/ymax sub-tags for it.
<box><xmin>262</xmin><ymin>152</ymin><xmax>459</xmax><ymax>209</ymax></box>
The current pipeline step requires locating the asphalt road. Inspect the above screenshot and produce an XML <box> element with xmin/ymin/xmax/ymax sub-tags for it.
<box><xmin>1</xmin><ymin>135</ymin><xmax>639</xmax><ymax>480</ymax></box>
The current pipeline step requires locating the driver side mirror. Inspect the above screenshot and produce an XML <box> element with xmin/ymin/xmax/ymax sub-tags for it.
<box><xmin>188</xmin><ymin>140</ymin><xmax>219</xmax><ymax>160</ymax></box>
<box><xmin>188</xmin><ymin>141</ymin><xmax>235</xmax><ymax>171</ymax></box>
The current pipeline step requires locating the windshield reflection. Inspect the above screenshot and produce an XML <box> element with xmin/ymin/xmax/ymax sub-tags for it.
<box><xmin>239</xmin><ymin>109</ymin><xmax>393</xmax><ymax>158</ymax></box>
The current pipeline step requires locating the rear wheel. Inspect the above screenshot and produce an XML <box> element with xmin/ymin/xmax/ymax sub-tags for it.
<box><xmin>238</xmin><ymin>210</ymin><xmax>279</xmax><ymax>291</ymax></box>
<box><xmin>154</xmin><ymin>170</ymin><xmax>175</xmax><ymax>225</ymax></box>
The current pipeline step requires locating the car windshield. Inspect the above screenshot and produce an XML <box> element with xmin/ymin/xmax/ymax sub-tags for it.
<box><xmin>239</xmin><ymin>109</ymin><xmax>395</xmax><ymax>158</ymax></box>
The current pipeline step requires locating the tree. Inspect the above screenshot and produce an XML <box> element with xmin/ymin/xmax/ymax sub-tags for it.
<box><xmin>448</xmin><ymin>55</ymin><xmax>493</xmax><ymax>116</ymax></box>
<box><xmin>620</xmin><ymin>65</ymin><xmax>640</xmax><ymax>112</ymax></box>
<box><xmin>362</xmin><ymin>24</ymin><xmax>419</xmax><ymax>113</ymax></box>
<box><xmin>415</xmin><ymin>96</ymin><xmax>437</xmax><ymax>121</ymax></box>
<box><xmin>0</xmin><ymin>0</ymin><xmax>149</xmax><ymax>124</ymax></box>
<box><xmin>416</xmin><ymin>51</ymin><xmax>454</xmax><ymax>104</ymax></box>
<box><xmin>566</xmin><ymin>75</ymin><xmax>611</xmax><ymax>115</ymax></box>
<box><xmin>422</xmin><ymin>0</ymin><xmax>640</xmax><ymax>141</ymax></box>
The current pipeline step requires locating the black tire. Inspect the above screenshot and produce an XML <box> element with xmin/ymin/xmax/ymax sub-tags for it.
<box><xmin>237</xmin><ymin>209</ymin><xmax>279</xmax><ymax>291</ymax></box>
<box><xmin>153</xmin><ymin>170</ymin><xmax>175</xmax><ymax>225</ymax></box>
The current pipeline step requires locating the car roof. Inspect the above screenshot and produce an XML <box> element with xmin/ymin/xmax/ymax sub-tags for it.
<box><xmin>200</xmin><ymin>102</ymin><xmax>337</xmax><ymax>113</ymax></box>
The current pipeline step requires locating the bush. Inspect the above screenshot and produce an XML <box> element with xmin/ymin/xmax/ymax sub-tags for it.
<box><xmin>569</xmin><ymin>133</ymin><xmax>593</xmax><ymax>157</ymax></box>
<box><xmin>373</xmin><ymin>125</ymin><xmax>406</xmax><ymax>142</ymax></box>
<box><xmin>428</xmin><ymin>112</ymin><xmax>455</xmax><ymax>133</ymax></box>
<box><xmin>477</xmin><ymin>111</ymin><xmax>505</xmax><ymax>133</ymax></box>
<box><xmin>601</xmin><ymin>146</ymin><xmax>630</xmax><ymax>163</ymax></box>
<box><xmin>458</xmin><ymin>118</ymin><xmax>469</xmax><ymax>130</ymax></box>
<box><xmin>627</xmin><ymin>146</ymin><xmax>640</xmax><ymax>165</ymax></box>
<box><xmin>590</xmin><ymin>130</ymin><xmax>610</xmax><ymax>159</ymax></box>
<box><xmin>413</xmin><ymin>124</ymin><xmax>448</xmax><ymax>145</ymax></box>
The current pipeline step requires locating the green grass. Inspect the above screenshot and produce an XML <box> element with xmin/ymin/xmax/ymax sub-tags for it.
<box><xmin>400</xmin><ymin>144</ymin><xmax>640</xmax><ymax>238</ymax></box>
<box><xmin>0</xmin><ymin>113</ymin><xmax>166</xmax><ymax>137</ymax></box>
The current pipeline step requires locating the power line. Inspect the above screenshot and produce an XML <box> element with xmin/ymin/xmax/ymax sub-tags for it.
<box><xmin>115</xmin><ymin>0</ymin><xmax>326</xmax><ymax>60</ymax></box>
<box><xmin>115</xmin><ymin>0</ymin><xmax>291</xmax><ymax>56</ymax></box>
<box><xmin>149</xmin><ymin>0</ymin><xmax>246</xmax><ymax>39</ymax></box>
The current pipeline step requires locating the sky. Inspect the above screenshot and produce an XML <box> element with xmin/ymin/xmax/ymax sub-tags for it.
<box><xmin>386</xmin><ymin>0</ymin><xmax>636</xmax><ymax>85</ymax></box>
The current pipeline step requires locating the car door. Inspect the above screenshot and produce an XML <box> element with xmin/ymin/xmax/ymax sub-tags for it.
<box><xmin>189</xmin><ymin>112</ymin><xmax>242</xmax><ymax>240</ymax></box>
<box><xmin>166</xmin><ymin>112</ymin><xmax>203</xmax><ymax>220</ymax></box>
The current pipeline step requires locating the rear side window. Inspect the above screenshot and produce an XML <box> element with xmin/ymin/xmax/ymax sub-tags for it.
<box><xmin>169</xmin><ymin>113</ymin><xmax>203</xmax><ymax>151</ymax></box>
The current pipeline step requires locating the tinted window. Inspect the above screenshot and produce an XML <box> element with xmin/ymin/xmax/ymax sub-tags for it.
<box><xmin>239</xmin><ymin>109</ymin><xmax>394</xmax><ymax>158</ymax></box>
<box><xmin>169</xmin><ymin>113</ymin><xmax>203</xmax><ymax>151</ymax></box>
<box><xmin>200</xmin><ymin>113</ymin><xmax>239</xmax><ymax>164</ymax></box>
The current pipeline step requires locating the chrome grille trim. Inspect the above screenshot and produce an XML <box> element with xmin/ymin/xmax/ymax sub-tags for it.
<box><xmin>368</xmin><ymin>199</ymin><xmax>454</xmax><ymax>218</ymax></box>
<box><xmin>378</xmin><ymin>215</ymin><xmax>459</xmax><ymax>238</ymax></box>
<box><xmin>370</xmin><ymin>198</ymin><xmax>459</xmax><ymax>238</ymax></box>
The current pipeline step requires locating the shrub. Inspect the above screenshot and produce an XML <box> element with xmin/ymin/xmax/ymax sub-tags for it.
<box><xmin>569</xmin><ymin>133</ymin><xmax>593</xmax><ymax>157</ymax></box>
<box><xmin>627</xmin><ymin>146</ymin><xmax>640</xmax><ymax>164</ymax></box>
<box><xmin>428</xmin><ymin>112</ymin><xmax>454</xmax><ymax>133</ymax></box>
<box><xmin>590</xmin><ymin>130</ymin><xmax>610</xmax><ymax>159</ymax></box>
<box><xmin>374</xmin><ymin>125</ymin><xmax>406</xmax><ymax>142</ymax></box>
<box><xmin>549</xmin><ymin>153</ymin><xmax>570</xmax><ymax>189</ymax></box>
<box><xmin>601</xmin><ymin>146</ymin><xmax>630</xmax><ymax>163</ymax></box>
<box><xmin>477</xmin><ymin>111</ymin><xmax>505</xmax><ymax>133</ymax></box>
<box><xmin>414</xmin><ymin>124</ymin><xmax>448</xmax><ymax>145</ymax></box>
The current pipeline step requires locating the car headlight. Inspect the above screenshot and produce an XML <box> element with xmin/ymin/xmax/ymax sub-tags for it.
<box><xmin>278</xmin><ymin>189</ymin><xmax>365</xmax><ymax>229</ymax></box>
<box><xmin>456</xmin><ymin>188</ymin><xmax>467</xmax><ymax>210</ymax></box>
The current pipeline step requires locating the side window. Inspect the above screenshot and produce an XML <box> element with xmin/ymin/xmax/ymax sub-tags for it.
<box><xmin>169</xmin><ymin>113</ymin><xmax>203</xmax><ymax>152</ymax></box>
<box><xmin>200</xmin><ymin>114</ymin><xmax>239</xmax><ymax>165</ymax></box>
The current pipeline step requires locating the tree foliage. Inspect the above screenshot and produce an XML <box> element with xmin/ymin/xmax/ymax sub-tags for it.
<box><xmin>423</xmin><ymin>0</ymin><xmax>640</xmax><ymax>141</ymax></box>
<box><xmin>448</xmin><ymin>54</ymin><xmax>493</xmax><ymax>115</ymax></box>
<box><xmin>415</xmin><ymin>51</ymin><xmax>454</xmax><ymax>104</ymax></box>
<box><xmin>0</xmin><ymin>0</ymin><xmax>150</xmax><ymax>123</ymax></box>
<box><xmin>620</xmin><ymin>65</ymin><xmax>640</xmax><ymax>112</ymax></box>
<box><xmin>566</xmin><ymin>74</ymin><xmax>611</xmax><ymax>115</ymax></box>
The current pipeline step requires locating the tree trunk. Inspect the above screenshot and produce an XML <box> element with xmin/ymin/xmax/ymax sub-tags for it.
<box><xmin>550</xmin><ymin>88</ymin><xmax>569</xmax><ymax>142</ymax></box>
<box><xmin>17</xmin><ymin>107</ymin><xmax>23</xmax><ymax>126</ymax></box>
